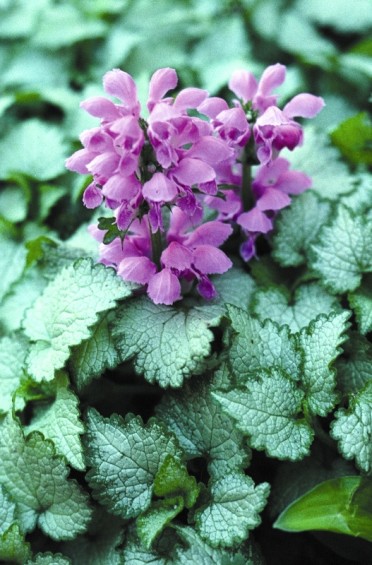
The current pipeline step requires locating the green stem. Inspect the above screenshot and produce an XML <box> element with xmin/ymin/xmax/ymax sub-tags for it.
<box><xmin>241</xmin><ymin>151</ymin><xmax>254</xmax><ymax>212</ymax></box>
<box><xmin>150</xmin><ymin>224</ymin><xmax>163</xmax><ymax>270</ymax></box>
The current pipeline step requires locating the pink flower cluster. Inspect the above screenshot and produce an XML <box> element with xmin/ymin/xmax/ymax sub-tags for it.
<box><xmin>66</xmin><ymin>64</ymin><xmax>324</xmax><ymax>304</ymax></box>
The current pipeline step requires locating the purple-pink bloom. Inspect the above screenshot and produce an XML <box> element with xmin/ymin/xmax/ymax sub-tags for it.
<box><xmin>229</xmin><ymin>63</ymin><xmax>286</xmax><ymax>114</ymax></box>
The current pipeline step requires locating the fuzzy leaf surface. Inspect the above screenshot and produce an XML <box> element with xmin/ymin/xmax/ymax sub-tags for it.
<box><xmin>0</xmin><ymin>239</ymin><xmax>27</xmax><ymax>303</ymax></box>
<box><xmin>298</xmin><ymin>311</ymin><xmax>350</xmax><ymax>416</ymax></box>
<box><xmin>272</xmin><ymin>191</ymin><xmax>331</xmax><ymax>267</ymax></box>
<box><xmin>348</xmin><ymin>278</ymin><xmax>372</xmax><ymax>335</ymax></box>
<box><xmin>113</xmin><ymin>297</ymin><xmax>222</xmax><ymax>387</ymax></box>
<box><xmin>227</xmin><ymin>304</ymin><xmax>301</xmax><ymax>383</ymax></box>
<box><xmin>69</xmin><ymin>314</ymin><xmax>119</xmax><ymax>390</ymax></box>
<box><xmin>0</xmin><ymin>415</ymin><xmax>91</xmax><ymax>540</ymax></box>
<box><xmin>311</xmin><ymin>206</ymin><xmax>372</xmax><ymax>293</ymax></box>
<box><xmin>157</xmin><ymin>379</ymin><xmax>250</xmax><ymax>479</ymax></box>
<box><xmin>194</xmin><ymin>473</ymin><xmax>270</xmax><ymax>548</ymax></box>
<box><xmin>213</xmin><ymin>371</ymin><xmax>313</xmax><ymax>461</ymax></box>
<box><xmin>336</xmin><ymin>332</ymin><xmax>372</xmax><ymax>394</ymax></box>
<box><xmin>85</xmin><ymin>409</ymin><xmax>182</xmax><ymax>519</ymax></box>
<box><xmin>25</xmin><ymin>374</ymin><xmax>85</xmax><ymax>470</ymax></box>
<box><xmin>0</xmin><ymin>485</ymin><xmax>16</xmax><ymax>535</ymax></box>
<box><xmin>253</xmin><ymin>283</ymin><xmax>340</xmax><ymax>333</ymax></box>
<box><xmin>23</xmin><ymin>259</ymin><xmax>131</xmax><ymax>381</ymax></box>
<box><xmin>331</xmin><ymin>383</ymin><xmax>372</xmax><ymax>473</ymax></box>
<box><xmin>0</xmin><ymin>335</ymin><xmax>28</xmax><ymax>413</ymax></box>
<box><xmin>0</xmin><ymin>524</ymin><xmax>31</xmax><ymax>564</ymax></box>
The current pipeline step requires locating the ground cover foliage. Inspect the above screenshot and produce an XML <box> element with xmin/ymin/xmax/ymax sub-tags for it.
<box><xmin>0</xmin><ymin>0</ymin><xmax>371</xmax><ymax>563</ymax></box>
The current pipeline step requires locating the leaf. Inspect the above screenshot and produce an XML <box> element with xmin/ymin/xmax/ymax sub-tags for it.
<box><xmin>194</xmin><ymin>473</ymin><xmax>269</xmax><ymax>548</ymax></box>
<box><xmin>272</xmin><ymin>191</ymin><xmax>332</xmax><ymax>267</ymax></box>
<box><xmin>0</xmin><ymin>414</ymin><xmax>92</xmax><ymax>540</ymax></box>
<box><xmin>136</xmin><ymin>496</ymin><xmax>184</xmax><ymax>550</ymax></box>
<box><xmin>85</xmin><ymin>408</ymin><xmax>182</xmax><ymax>519</ymax></box>
<box><xmin>282</xmin><ymin>126</ymin><xmax>354</xmax><ymax>200</ymax></box>
<box><xmin>331</xmin><ymin>383</ymin><xmax>372</xmax><ymax>473</ymax></box>
<box><xmin>253</xmin><ymin>283</ymin><xmax>340</xmax><ymax>333</ymax></box>
<box><xmin>298</xmin><ymin>311</ymin><xmax>350</xmax><ymax>416</ymax></box>
<box><xmin>348</xmin><ymin>277</ymin><xmax>372</xmax><ymax>335</ymax></box>
<box><xmin>0</xmin><ymin>266</ymin><xmax>47</xmax><ymax>333</ymax></box>
<box><xmin>227</xmin><ymin>304</ymin><xmax>301</xmax><ymax>384</ymax></box>
<box><xmin>296</xmin><ymin>0</ymin><xmax>372</xmax><ymax>33</ymax></box>
<box><xmin>25</xmin><ymin>373</ymin><xmax>85</xmax><ymax>470</ymax></box>
<box><xmin>32</xmin><ymin>4</ymin><xmax>107</xmax><ymax>49</ymax></box>
<box><xmin>0</xmin><ymin>335</ymin><xmax>28</xmax><ymax>413</ymax></box>
<box><xmin>23</xmin><ymin>259</ymin><xmax>131</xmax><ymax>381</ymax></box>
<box><xmin>213</xmin><ymin>371</ymin><xmax>313</xmax><ymax>461</ymax></box>
<box><xmin>212</xmin><ymin>266</ymin><xmax>256</xmax><ymax>310</ymax></box>
<box><xmin>153</xmin><ymin>454</ymin><xmax>200</xmax><ymax>509</ymax></box>
<box><xmin>0</xmin><ymin>485</ymin><xmax>16</xmax><ymax>535</ymax></box>
<box><xmin>0</xmin><ymin>524</ymin><xmax>31</xmax><ymax>564</ymax></box>
<box><xmin>331</xmin><ymin>113</ymin><xmax>372</xmax><ymax>165</ymax></box>
<box><xmin>113</xmin><ymin>297</ymin><xmax>222</xmax><ymax>388</ymax></box>
<box><xmin>0</xmin><ymin>120</ymin><xmax>67</xmax><ymax>181</ymax></box>
<box><xmin>26</xmin><ymin>553</ymin><xmax>71</xmax><ymax>565</ymax></box>
<box><xmin>61</xmin><ymin>508</ymin><xmax>124</xmax><ymax>565</ymax></box>
<box><xmin>336</xmin><ymin>332</ymin><xmax>372</xmax><ymax>394</ymax></box>
<box><xmin>157</xmin><ymin>378</ymin><xmax>250</xmax><ymax>479</ymax></box>
<box><xmin>0</xmin><ymin>186</ymin><xmax>28</xmax><ymax>223</ymax></box>
<box><xmin>69</xmin><ymin>314</ymin><xmax>120</xmax><ymax>391</ymax></box>
<box><xmin>0</xmin><ymin>239</ymin><xmax>27</xmax><ymax>303</ymax></box>
<box><xmin>274</xmin><ymin>476</ymin><xmax>372</xmax><ymax>543</ymax></box>
<box><xmin>311</xmin><ymin>205</ymin><xmax>372</xmax><ymax>293</ymax></box>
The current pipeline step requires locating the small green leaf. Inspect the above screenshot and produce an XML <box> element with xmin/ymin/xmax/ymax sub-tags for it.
<box><xmin>113</xmin><ymin>297</ymin><xmax>222</xmax><ymax>387</ymax></box>
<box><xmin>331</xmin><ymin>382</ymin><xmax>372</xmax><ymax>473</ymax></box>
<box><xmin>154</xmin><ymin>454</ymin><xmax>200</xmax><ymax>509</ymax></box>
<box><xmin>272</xmin><ymin>191</ymin><xmax>332</xmax><ymax>267</ymax></box>
<box><xmin>157</xmin><ymin>379</ymin><xmax>250</xmax><ymax>479</ymax></box>
<box><xmin>311</xmin><ymin>205</ymin><xmax>372</xmax><ymax>293</ymax></box>
<box><xmin>253</xmin><ymin>283</ymin><xmax>340</xmax><ymax>333</ymax></box>
<box><xmin>0</xmin><ymin>120</ymin><xmax>67</xmax><ymax>181</ymax></box>
<box><xmin>213</xmin><ymin>371</ymin><xmax>313</xmax><ymax>461</ymax></box>
<box><xmin>136</xmin><ymin>496</ymin><xmax>184</xmax><ymax>550</ymax></box>
<box><xmin>69</xmin><ymin>314</ymin><xmax>119</xmax><ymax>390</ymax></box>
<box><xmin>23</xmin><ymin>259</ymin><xmax>131</xmax><ymax>381</ymax></box>
<box><xmin>331</xmin><ymin>112</ymin><xmax>372</xmax><ymax>165</ymax></box>
<box><xmin>0</xmin><ymin>414</ymin><xmax>92</xmax><ymax>540</ymax></box>
<box><xmin>25</xmin><ymin>236</ymin><xmax>58</xmax><ymax>268</ymax></box>
<box><xmin>85</xmin><ymin>409</ymin><xmax>182</xmax><ymax>519</ymax></box>
<box><xmin>194</xmin><ymin>473</ymin><xmax>269</xmax><ymax>548</ymax></box>
<box><xmin>0</xmin><ymin>524</ymin><xmax>31</xmax><ymax>564</ymax></box>
<box><xmin>25</xmin><ymin>373</ymin><xmax>85</xmax><ymax>470</ymax></box>
<box><xmin>227</xmin><ymin>304</ymin><xmax>301</xmax><ymax>384</ymax></box>
<box><xmin>348</xmin><ymin>277</ymin><xmax>372</xmax><ymax>335</ymax></box>
<box><xmin>298</xmin><ymin>311</ymin><xmax>350</xmax><ymax>416</ymax></box>
<box><xmin>274</xmin><ymin>476</ymin><xmax>372</xmax><ymax>542</ymax></box>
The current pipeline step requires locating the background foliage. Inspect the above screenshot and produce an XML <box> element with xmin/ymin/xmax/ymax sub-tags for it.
<box><xmin>0</xmin><ymin>0</ymin><xmax>371</xmax><ymax>563</ymax></box>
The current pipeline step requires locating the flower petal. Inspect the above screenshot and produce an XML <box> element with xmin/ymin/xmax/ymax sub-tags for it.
<box><xmin>283</xmin><ymin>94</ymin><xmax>325</xmax><ymax>119</ymax></box>
<box><xmin>161</xmin><ymin>242</ymin><xmax>193</xmax><ymax>270</ymax></box>
<box><xmin>148</xmin><ymin>68</ymin><xmax>178</xmax><ymax>111</ymax></box>
<box><xmin>173</xmin><ymin>88</ymin><xmax>209</xmax><ymax>112</ymax></box>
<box><xmin>192</xmin><ymin>245</ymin><xmax>232</xmax><ymax>275</ymax></box>
<box><xmin>187</xmin><ymin>221</ymin><xmax>233</xmax><ymax>247</ymax></box>
<box><xmin>172</xmin><ymin>158</ymin><xmax>216</xmax><ymax>186</ymax></box>
<box><xmin>103</xmin><ymin>69</ymin><xmax>139</xmax><ymax>113</ymax></box>
<box><xmin>142</xmin><ymin>172</ymin><xmax>178</xmax><ymax>203</ymax></box>
<box><xmin>118</xmin><ymin>256</ymin><xmax>156</xmax><ymax>284</ymax></box>
<box><xmin>256</xmin><ymin>187</ymin><xmax>291</xmax><ymax>211</ymax></box>
<box><xmin>257</xmin><ymin>63</ymin><xmax>286</xmax><ymax>96</ymax></box>
<box><xmin>82</xmin><ymin>183</ymin><xmax>103</xmax><ymax>209</ymax></box>
<box><xmin>198</xmin><ymin>97</ymin><xmax>229</xmax><ymax>118</ymax></box>
<box><xmin>187</xmin><ymin>137</ymin><xmax>234</xmax><ymax>165</ymax></box>
<box><xmin>147</xmin><ymin>268</ymin><xmax>181</xmax><ymax>305</ymax></box>
<box><xmin>229</xmin><ymin>69</ymin><xmax>258</xmax><ymax>102</ymax></box>
<box><xmin>237</xmin><ymin>208</ymin><xmax>273</xmax><ymax>233</ymax></box>
<box><xmin>80</xmin><ymin>97</ymin><xmax>120</xmax><ymax>120</ymax></box>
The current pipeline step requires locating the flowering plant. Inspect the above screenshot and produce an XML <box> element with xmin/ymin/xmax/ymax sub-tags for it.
<box><xmin>66</xmin><ymin>64</ymin><xmax>323</xmax><ymax>304</ymax></box>
<box><xmin>0</xmin><ymin>2</ymin><xmax>372</xmax><ymax>563</ymax></box>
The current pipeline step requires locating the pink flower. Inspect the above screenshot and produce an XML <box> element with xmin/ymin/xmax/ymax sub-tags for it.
<box><xmin>254</xmin><ymin>95</ymin><xmax>325</xmax><ymax>165</ymax></box>
<box><xmin>229</xmin><ymin>63</ymin><xmax>286</xmax><ymax>114</ymax></box>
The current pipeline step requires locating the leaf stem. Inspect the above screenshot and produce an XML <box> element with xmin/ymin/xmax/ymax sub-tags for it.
<box><xmin>241</xmin><ymin>150</ymin><xmax>254</xmax><ymax>212</ymax></box>
<box><xmin>150</xmin><ymin>225</ymin><xmax>163</xmax><ymax>270</ymax></box>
